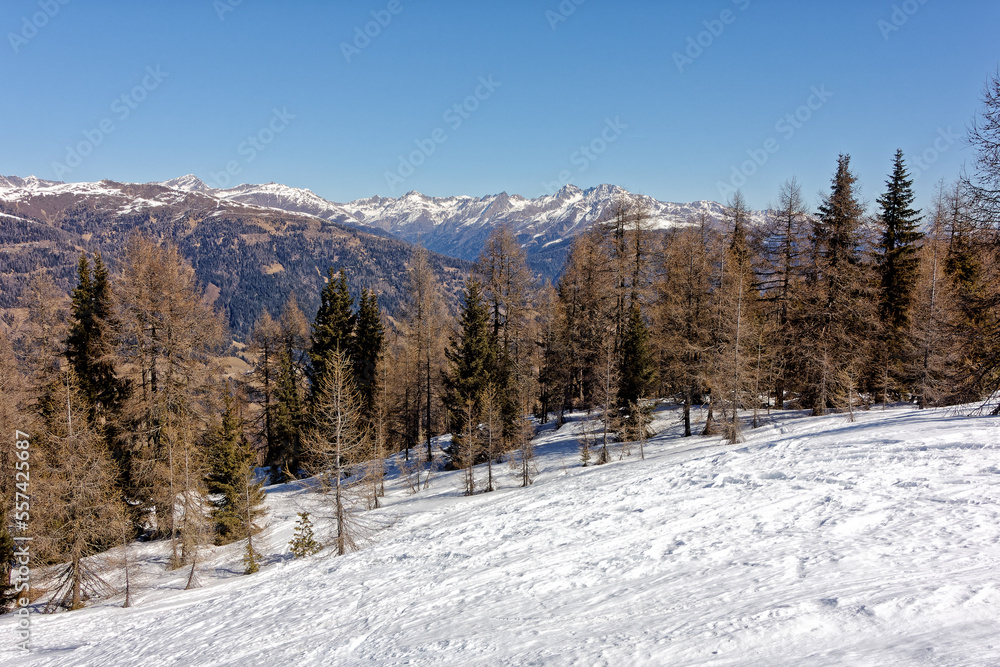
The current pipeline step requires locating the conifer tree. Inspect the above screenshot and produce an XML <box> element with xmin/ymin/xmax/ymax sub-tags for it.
<box><xmin>535</xmin><ymin>284</ymin><xmax>565</xmax><ymax>423</ymax></box>
<box><xmin>460</xmin><ymin>399</ymin><xmax>479</xmax><ymax>495</ymax></box>
<box><xmin>963</xmin><ymin>70</ymin><xmax>1000</xmax><ymax>225</ymax></box>
<box><xmin>553</xmin><ymin>228</ymin><xmax>615</xmax><ymax>412</ymax></box>
<box><xmin>67</xmin><ymin>253</ymin><xmax>123</xmax><ymax>416</ymax></box>
<box><xmin>758</xmin><ymin>178</ymin><xmax>810</xmax><ymax>408</ymax></box>
<box><xmin>353</xmin><ymin>288</ymin><xmax>385</xmax><ymax>419</ymax></box>
<box><xmin>595</xmin><ymin>334</ymin><xmax>619</xmax><ymax>464</ymax></box>
<box><xmin>480</xmin><ymin>385</ymin><xmax>503</xmax><ymax>492</ymax></box>
<box><xmin>712</xmin><ymin>194</ymin><xmax>765</xmax><ymax>442</ymax></box>
<box><xmin>289</xmin><ymin>512</ymin><xmax>321</xmax><ymax>557</ymax></box>
<box><xmin>473</xmin><ymin>225</ymin><xmax>535</xmax><ymax>444</ymax></box>
<box><xmin>617</xmin><ymin>301</ymin><xmax>656</xmax><ymax>438</ymax></box>
<box><xmin>618</xmin><ymin>301</ymin><xmax>656</xmax><ymax>406</ymax></box>
<box><xmin>272</xmin><ymin>346</ymin><xmax>305</xmax><ymax>480</ymax></box>
<box><xmin>400</xmin><ymin>247</ymin><xmax>449</xmax><ymax>461</ymax></box>
<box><xmin>875</xmin><ymin>149</ymin><xmax>924</xmax><ymax>396</ymax></box>
<box><xmin>799</xmin><ymin>155</ymin><xmax>877</xmax><ymax>414</ymax></box>
<box><xmin>941</xmin><ymin>181</ymin><xmax>998</xmax><ymax>405</ymax></box>
<box><xmin>911</xmin><ymin>182</ymin><xmax>957</xmax><ymax>408</ymax></box>
<box><xmin>202</xmin><ymin>389</ymin><xmax>266</xmax><ymax>573</ymax></box>
<box><xmin>248</xmin><ymin>310</ymin><xmax>281</xmax><ymax>472</ymax></box>
<box><xmin>876</xmin><ymin>150</ymin><xmax>924</xmax><ymax>331</ymax></box>
<box><xmin>307</xmin><ymin>349</ymin><xmax>368</xmax><ymax>556</ymax></box>
<box><xmin>311</xmin><ymin>269</ymin><xmax>356</xmax><ymax>395</ymax></box>
<box><xmin>367</xmin><ymin>355</ymin><xmax>391</xmax><ymax>506</ymax></box>
<box><xmin>957</xmin><ymin>71</ymin><xmax>1000</xmax><ymax>408</ymax></box>
<box><xmin>237</xmin><ymin>460</ymin><xmax>267</xmax><ymax>574</ymax></box>
<box><xmin>652</xmin><ymin>214</ymin><xmax>718</xmax><ymax>436</ymax></box>
<box><xmin>269</xmin><ymin>296</ymin><xmax>310</xmax><ymax>481</ymax></box>
<box><xmin>444</xmin><ymin>279</ymin><xmax>496</xmax><ymax>466</ymax></box>
<box><xmin>204</xmin><ymin>392</ymin><xmax>264</xmax><ymax>545</ymax></box>
<box><xmin>33</xmin><ymin>371</ymin><xmax>124</xmax><ymax>611</ymax></box>
<box><xmin>111</xmin><ymin>237</ymin><xmax>227</xmax><ymax>546</ymax></box>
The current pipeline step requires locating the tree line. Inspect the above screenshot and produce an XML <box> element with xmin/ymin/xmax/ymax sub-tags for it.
<box><xmin>2</xmin><ymin>71</ymin><xmax>999</xmax><ymax>614</ymax></box>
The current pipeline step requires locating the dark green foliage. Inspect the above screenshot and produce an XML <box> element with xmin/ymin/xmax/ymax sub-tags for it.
<box><xmin>876</xmin><ymin>150</ymin><xmax>924</xmax><ymax>332</ymax></box>
<box><xmin>266</xmin><ymin>299</ymin><xmax>310</xmax><ymax>482</ymax></box>
<box><xmin>798</xmin><ymin>154</ymin><xmax>877</xmax><ymax>414</ymax></box>
<box><xmin>205</xmin><ymin>395</ymin><xmax>266</xmax><ymax>546</ymax></box>
<box><xmin>271</xmin><ymin>346</ymin><xmax>305</xmax><ymax>481</ymax></box>
<box><xmin>353</xmin><ymin>289</ymin><xmax>385</xmax><ymax>419</ymax></box>
<box><xmin>205</xmin><ymin>396</ymin><xmax>247</xmax><ymax>543</ymax></box>
<box><xmin>617</xmin><ymin>301</ymin><xmax>656</xmax><ymax>410</ymax></box>
<box><xmin>310</xmin><ymin>270</ymin><xmax>356</xmax><ymax>392</ymax></box>
<box><xmin>816</xmin><ymin>154</ymin><xmax>867</xmax><ymax>280</ymax></box>
<box><xmin>66</xmin><ymin>253</ymin><xmax>124</xmax><ymax>415</ymax></box>
<box><xmin>288</xmin><ymin>512</ymin><xmax>321</xmax><ymax>557</ymax></box>
<box><xmin>444</xmin><ymin>280</ymin><xmax>498</xmax><ymax>464</ymax></box>
<box><xmin>874</xmin><ymin>150</ymin><xmax>924</xmax><ymax>396</ymax></box>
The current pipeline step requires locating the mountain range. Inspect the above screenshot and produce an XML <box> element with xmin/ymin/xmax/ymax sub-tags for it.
<box><xmin>0</xmin><ymin>174</ymin><xmax>760</xmax><ymax>335</ymax></box>
<box><xmin>158</xmin><ymin>176</ymin><xmax>760</xmax><ymax>275</ymax></box>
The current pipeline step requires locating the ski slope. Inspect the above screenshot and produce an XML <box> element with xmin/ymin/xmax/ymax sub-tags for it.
<box><xmin>2</xmin><ymin>405</ymin><xmax>999</xmax><ymax>666</ymax></box>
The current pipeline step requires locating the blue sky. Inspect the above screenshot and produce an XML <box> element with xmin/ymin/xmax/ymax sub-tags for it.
<box><xmin>2</xmin><ymin>0</ymin><xmax>997</xmax><ymax>213</ymax></box>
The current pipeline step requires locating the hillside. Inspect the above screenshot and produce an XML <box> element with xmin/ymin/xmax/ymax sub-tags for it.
<box><xmin>3</xmin><ymin>405</ymin><xmax>998</xmax><ymax>666</ymax></box>
<box><xmin>162</xmin><ymin>177</ymin><xmax>766</xmax><ymax>278</ymax></box>
<box><xmin>0</xmin><ymin>176</ymin><xmax>470</xmax><ymax>335</ymax></box>
<box><xmin>0</xmin><ymin>175</ymin><xmax>770</xmax><ymax>320</ymax></box>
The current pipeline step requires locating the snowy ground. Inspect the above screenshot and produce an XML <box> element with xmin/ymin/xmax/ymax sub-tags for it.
<box><xmin>2</xmin><ymin>404</ymin><xmax>1000</xmax><ymax>666</ymax></box>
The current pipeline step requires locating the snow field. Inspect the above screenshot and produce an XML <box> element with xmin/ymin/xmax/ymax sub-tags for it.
<box><xmin>2</xmin><ymin>405</ymin><xmax>999</xmax><ymax>666</ymax></box>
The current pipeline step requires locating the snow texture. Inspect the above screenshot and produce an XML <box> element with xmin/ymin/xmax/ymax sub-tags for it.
<box><xmin>2</xmin><ymin>405</ymin><xmax>999</xmax><ymax>666</ymax></box>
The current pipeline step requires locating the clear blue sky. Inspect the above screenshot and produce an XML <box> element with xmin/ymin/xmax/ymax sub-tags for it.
<box><xmin>2</xmin><ymin>0</ymin><xmax>997</xmax><ymax>213</ymax></box>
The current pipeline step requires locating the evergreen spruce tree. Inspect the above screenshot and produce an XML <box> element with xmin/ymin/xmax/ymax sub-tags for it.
<box><xmin>617</xmin><ymin>301</ymin><xmax>656</xmax><ymax>438</ymax></box>
<box><xmin>66</xmin><ymin>253</ymin><xmax>123</xmax><ymax>416</ymax></box>
<box><xmin>311</xmin><ymin>269</ymin><xmax>356</xmax><ymax>395</ymax></box>
<box><xmin>289</xmin><ymin>512</ymin><xmax>321</xmax><ymax>557</ymax></box>
<box><xmin>205</xmin><ymin>394</ymin><xmax>250</xmax><ymax>544</ymax></box>
<box><xmin>800</xmin><ymin>154</ymin><xmax>877</xmax><ymax>414</ymax></box>
<box><xmin>272</xmin><ymin>345</ymin><xmax>305</xmax><ymax>480</ymax></box>
<box><xmin>353</xmin><ymin>289</ymin><xmax>385</xmax><ymax>419</ymax></box>
<box><xmin>444</xmin><ymin>279</ymin><xmax>497</xmax><ymax>466</ymax></box>
<box><xmin>875</xmin><ymin>149</ymin><xmax>924</xmax><ymax>395</ymax></box>
<box><xmin>268</xmin><ymin>296</ymin><xmax>309</xmax><ymax>481</ymax></box>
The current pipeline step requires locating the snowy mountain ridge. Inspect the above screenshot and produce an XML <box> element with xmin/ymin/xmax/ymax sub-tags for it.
<box><xmin>1</xmin><ymin>174</ymin><xmax>764</xmax><ymax>271</ymax></box>
<box><xmin>0</xmin><ymin>174</ymin><xmax>474</xmax><ymax>334</ymax></box>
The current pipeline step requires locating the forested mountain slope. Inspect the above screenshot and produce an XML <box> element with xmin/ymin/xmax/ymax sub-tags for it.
<box><xmin>0</xmin><ymin>176</ymin><xmax>470</xmax><ymax>335</ymax></box>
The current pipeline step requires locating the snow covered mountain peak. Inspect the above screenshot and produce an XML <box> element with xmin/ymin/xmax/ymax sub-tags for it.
<box><xmin>0</xmin><ymin>174</ymin><xmax>65</xmax><ymax>191</ymax></box>
<box><xmin>2</xmin><ymin>173</ymin><xmax>766</xmax><ymax>274</ymax></box>
<box><xmin>159</xmin><ymin>174</ymin><xmax>211</xmax><ymax>192</ymax></box>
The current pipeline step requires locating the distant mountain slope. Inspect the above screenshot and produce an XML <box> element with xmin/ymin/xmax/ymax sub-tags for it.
<box><xmin>0</xmin><ymin>176</ymin><xmax>469</xmax><ymax>337</ymax></box>
<box><xmin>0</xmin><ymin>173</ymin><xmax>768</xmax><ymax>333</ymax></box>
<box><xmin>158</xmin><ymin>176</ymin><xmax>767</xmax><ymax>278</ymax></box>
<box><xmin>342</xmin><ymin>184</ymin><xmax>739</xmax><ymax>261</ymax></box>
